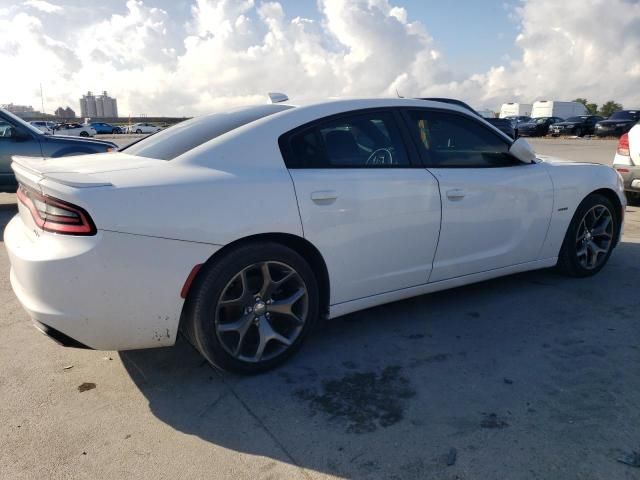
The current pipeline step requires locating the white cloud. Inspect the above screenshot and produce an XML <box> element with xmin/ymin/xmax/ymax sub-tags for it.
<box><xmin>1</xmin><ymin>0</ymin><xmax>639</xmax><ymax>116</ymax></box>
<box><xmin>23</xmin><ymin>0</ymin><xmax>62</xmax><ymax>14</ymax></box>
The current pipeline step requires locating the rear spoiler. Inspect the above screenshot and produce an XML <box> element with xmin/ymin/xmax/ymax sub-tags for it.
<box><xmin>12</xmin><ymin>156</ymin><xmax>113</xmax><ymax>190</ymax></box>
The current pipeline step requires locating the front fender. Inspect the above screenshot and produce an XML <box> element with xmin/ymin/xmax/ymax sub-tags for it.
<box><xmin>538</xmin><ymin>158</ymin><xmax>625</xmax><ymax>259</ymax></box>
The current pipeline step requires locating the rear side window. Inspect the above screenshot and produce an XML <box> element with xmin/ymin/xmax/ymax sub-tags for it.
<box><xmin>123</xmin><ymin>104</ymin><xmax>292</xmax><ymax>160</ymax></box>
<box><xmin>281</xmin><ymin>110</ymin><xmax>410</xmax><ymax>168</ymax></box>
<box><xmin>407</xmin><ymin>110</ymin><xmax>515</xmax><ymax>168</ymax></box>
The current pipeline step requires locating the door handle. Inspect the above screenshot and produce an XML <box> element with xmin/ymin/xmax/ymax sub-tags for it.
<box><xmin>311</xmin><ymin>190</ymin><xmax>338</xmax><ymax>204</ymax></box>
<box><xmin>446</xmin><ymin>189</ymin><xmax>465</xmax><ymax>201</ymax></box>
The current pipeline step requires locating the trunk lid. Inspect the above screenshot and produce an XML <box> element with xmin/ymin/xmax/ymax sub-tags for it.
<box><xmin>12</xmin><ymin>152</ymin><xmax>164</xmax><ymax>233</ymax></box>
<box><xmin>11</xmin><ymin>152</ymin><xmax>163</xmax><ymax>189</ymax></box>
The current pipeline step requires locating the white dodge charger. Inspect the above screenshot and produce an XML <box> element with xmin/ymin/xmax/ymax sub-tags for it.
<box><xmin>5</xmin><ymin>97</ymin><xmax>625</xmax><ymax>373</ymax></box>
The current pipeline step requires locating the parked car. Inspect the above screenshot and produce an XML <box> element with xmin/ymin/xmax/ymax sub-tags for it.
<box><xmin>5</xmin><ymin>97</ymin><xmax>625</xmax><ymax>373</ymax></box>
<box><xmin>90</xmin><ymin>122</ymin><xmax>122</xmax><ymax>134</ymax></box>
<box><xmin>612</xmin><ymin>123</ymin><xmax>640</xmax><ymax>204</ymax></box>
<box><xmin>420</xmin><ymin>97</ymin><xmax>515</xmax><ymax>138</ymax></box>
<box><xmin>530</xmin><ymin>100</ymin><xmax>587</xmax><ymax>119</ymax></box>
<box><xmin>517</xmin><ymin>117</ymin><xmax>564</xmax><ymax>137</ymax></box>
<box><xmin>504</xmin><ymin>116</ymin><xmax>532</xmax><ymax>136</ymax></box>
<box><xmin>595</xmin><ymin>110</ymin><xmax>640</xmax><ymax>137</ymax></box>
<box><xmin>129</xmin><ymin>122</ymin><xmax>162</xmax><ymax>134</ymax></box>
<box><xmin>550</xmin><ymin>115</ymin><xmax>604</xmax><ymax>137</ymax></box>
<box><xmin>29</xmin><ymin>121</ymin><xmax>56</xmax><ymax>135</ymax></box>
<box><xmin>499</xmin><ymin>102</ymin><xmax>532</xmax><ymax>118</ymax></box>
<box><xmin>0</xmin><ymin>108</ymin><xmax>116</xmax><ymax>193</ymax></box>
<box><xmin>54</xmin><ymin>123</ymin><xmax>97</xmax><ymax>137</ymax></box>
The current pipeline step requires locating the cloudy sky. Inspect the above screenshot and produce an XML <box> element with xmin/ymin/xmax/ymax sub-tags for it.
<box><xmin>1</xmin><ymin>0</ymin><xmax>639</xmax><ymax>116</ymax></box>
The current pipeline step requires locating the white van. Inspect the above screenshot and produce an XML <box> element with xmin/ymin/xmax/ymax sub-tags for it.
<box><xmin>477</xmin><ymin>109</ymin><xmax>496</xmax><ymax>118</ymax></box>
<box><xmin>531</xmin><ymin>101</ymin><xmax>587</xmax><ymax>119</ymax></box>
<box><xmin>499</xmin><ymin>103</ymin><xmax>532</xmax><ymax>118</ymax></box>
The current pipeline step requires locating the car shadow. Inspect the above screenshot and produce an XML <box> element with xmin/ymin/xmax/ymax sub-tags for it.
<box><xmin>120</xmin><ymin>240</ymin><xmax>640</xmax><ymax>478</ymax></box>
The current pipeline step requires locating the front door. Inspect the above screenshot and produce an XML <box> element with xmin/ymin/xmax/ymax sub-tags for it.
<box><xmin>282</xmin><ymin>109</ymin><xmax>442</xmax><ymax>305</ymax></box>
<box><xmin>0</xmin><ymin>114</ymin><xmax>42</xmax><ymax>192</ymax></box>
<box><xmin>403</xmin><ymin>108</ymin><xmax>554</xmax><ymax>282</ymax></box>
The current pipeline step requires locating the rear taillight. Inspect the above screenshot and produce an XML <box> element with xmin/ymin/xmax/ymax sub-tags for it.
<box><xmin>617</xmin><ymin>133</ymin><xmax>630</xmax><ymax>156</ymax></box>
<box><xmin>16</xmin><ymin>184</ymin><xmax>96</xmax><ymax>235</ymax></box>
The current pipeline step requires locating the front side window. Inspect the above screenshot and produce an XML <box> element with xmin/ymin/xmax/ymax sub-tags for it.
<box><xmin>282</xmin><ymin>111</ymin><xmax>409</xmax><ymax>168</ymax></box>
<box><xmin>408</xmin><ymin>110</ymin><xmax>514</xmax><ymax>168</ymax></box>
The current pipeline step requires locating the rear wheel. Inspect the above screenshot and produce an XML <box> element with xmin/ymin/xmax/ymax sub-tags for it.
<box><xmin>136</xmin><ymin>129</ymin><xmax>142</xmax><ymax>134</ymax></box>
<box><xmin>182</xmin><ymin>242</ymin><xmax>319</xmax><ymax>374</ymax></box>
<box><xmin>79</xmin><ymin>131</ymin><xmax>89</xmax><ymax>137</ymax></box>
<box><xmin>557</xmin><ymin>194</ymin><xmax>617</xmax><ymax>277</ymax></box>
<box><xmin>575</xmin><ymin>127</ymin><xmax>583</xmax><ymax>137</ymax></box>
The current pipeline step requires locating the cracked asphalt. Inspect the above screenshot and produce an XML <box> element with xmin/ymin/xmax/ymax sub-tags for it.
<box><xmin>1</xmin><ymin>138</ymin><xmax>639</xmax><ymax>479</ymax></box>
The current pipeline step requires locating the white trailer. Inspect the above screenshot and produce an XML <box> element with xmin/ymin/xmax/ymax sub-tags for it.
<box><xmin>531</xmin><ymin>101</ymin><xmax>587</xmax><ymax>119</ymax></box>
<box><xmin>499</xmin><ymin>103</ymin><xmax>532</xmax><ymax>118</ymax></box>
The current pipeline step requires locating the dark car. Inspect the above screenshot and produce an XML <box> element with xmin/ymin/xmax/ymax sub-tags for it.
<box><xmin>420</xmin><ymin>97</ymin><xmax>515</xmax><ymax>138</ymax></box>
<box><xmin>517</xmin><ymin>117</ymin><xmax>564</xmax><ymax>137</ymax></box>
<box><xmin>90</xmin><ymin>122</ymin><xmax>122</xmax><ymax>134</ymax></box>
<box><xmin>595</xmin><ymin>110</ymin><xmax>640</xmax><ymax>137</ymax></box>
<box><xmin>0</xmin><ymin>108</ymin><xmax>116</xmax><ymax>193</ymax></box>
<box><xmin>549</xmin><ymin>115</ymin><xmax>603</xmax><ymax>137</ymax></box>
<box><xmin>503</xmin><ymin>115</ymin><xmax>532</xmax><ymax>136</ymax></box>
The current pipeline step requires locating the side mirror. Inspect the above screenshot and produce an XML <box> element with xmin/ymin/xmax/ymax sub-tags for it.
<box><xmin>509</xmin><ymin>137</ymin><xmax>537</xmax><ymax>164</ymax></box>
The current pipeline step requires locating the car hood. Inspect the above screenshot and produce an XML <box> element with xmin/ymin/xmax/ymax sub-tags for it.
<box><xmin>598</xmin><ymin>119</ymin><xmax>634</xmax><ymax>125</ymax></box>
<box><xmin>554</xmin><ymin>122</ymin><xmax>580</xmax><ymax>127</ymax></box>
<box><xmin>537</xmin><ymin>154</ymin><xmax>603</xmax><ymax>167</ymax></box>
<box><xmin>44</xmin><ymin>134</ymin><xmax>116</xmax><ymax>148</ymax></box>
<box><xmin>519</xmin><ymin>122</ymin><xmax>539</xmax><ymax>128</ymax></box>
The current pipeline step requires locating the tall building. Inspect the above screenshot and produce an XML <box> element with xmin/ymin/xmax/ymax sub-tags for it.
<box><xmin>54</xmin><ymin>106</ymin><xmax>76</xmax><ymax>119</ymax></box>
<box><xmin>79</xmin><ymin>91</ymin><xmax>118</xmax><ymax>118</ymax></box>
<box><xmin>1</xmin><ymin>103</ymin><xmax>34</xmax><ymax>114</ymax></box>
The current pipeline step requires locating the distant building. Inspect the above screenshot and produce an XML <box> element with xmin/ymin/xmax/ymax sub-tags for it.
<box><xmin>1</xmin><ymin>103</ymin><xmax>35</xmax><ymax>114</ymax></box>
<box><xmin>55</xmin><ymin>106</ymin><xmax>76</xmax><ymax>119</ymax></box>
<box><xmin>79</xmin><ymin>91</ymin><xmax>118</xmax><ymax>118</ymax></box>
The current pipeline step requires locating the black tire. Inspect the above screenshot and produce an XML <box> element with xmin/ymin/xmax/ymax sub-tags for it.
<box><xmin>626</xmin><ymin>191</ymin><xmax>640</xmax><ymax>206</ymax></box>
<box><xmin>136</xmin><ymin>129</ymin><xmax>142</xmax><ymax>134</ymax></box>
<box><xmin>557</xmin><ymin>193</ymin><xmax>618</xmax><ymax>277</ymax></box>
<box><xmin>112</xmin><ymin>128</ymin><xmax>118</xmax><ymax>134</ymax></box>
<box><xmin>79</xmin><ymin>131</ymin><xmax>89</xmax><ymax>137</ymax></box>
<box><xmin>575</xmin><ymin>127</ymin><xmax>583</xmax><ymax>137</ymax></box>
<box><xmin>182</xmin><ymin>242</ymin><xmax>319</xmax><ymax>374</ymax></box>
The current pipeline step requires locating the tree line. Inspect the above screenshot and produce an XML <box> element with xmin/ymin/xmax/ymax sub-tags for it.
<box><xmin>573</xmin><ymin>98</ymin><xmax>623</xmax><ymax>117</ymax></box>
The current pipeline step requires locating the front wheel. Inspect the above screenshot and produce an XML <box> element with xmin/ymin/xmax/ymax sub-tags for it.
<box><xmin>557</xmin><ymin>194</ymin><xmax>618</xmax><ymax>277</ymax></box>
<box><xmin>79</xmin><ymin>131</ymin><xmax>89</xmax><ymax>137</ymax></box>
<box><xmin>182</xmin><ymin>242</ymin><xmax>319</xmax><ymax>374</ymax></box>
<box><xmin>135</xmin><ymin>129</ymin><xmax>142</xmax><ymax>134</ymax></box>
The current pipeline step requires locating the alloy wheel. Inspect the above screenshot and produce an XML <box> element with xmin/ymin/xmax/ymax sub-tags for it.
<box><xmin>214</xmin><ymin>261</ymin><xmax>308</xmax><ymax>363</ymax></box>
<box><xmin>575</xmin><ymin>204</ymin><xmax>614</xmax><ymax>270</ymax></box>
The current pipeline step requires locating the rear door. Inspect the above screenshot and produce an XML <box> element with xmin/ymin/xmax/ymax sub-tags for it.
<box><xmin>402</xmin><ymin>108</ymin><xmax>554</xmax><ymax>282</ymax></box>
<box><xmin>282</xmin><ymin>109</ymin><xmax>442</xmax><ymax>305</ymax></box>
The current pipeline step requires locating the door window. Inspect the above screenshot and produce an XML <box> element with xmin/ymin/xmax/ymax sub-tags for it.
<box><xmin>281</xmin><ymin>111</ymin><xmax>410</xmax><ymax>168</ymax></box>
<box><xmin>408</xmin><ymin>110</ymin><xmax>516</xmax><ymax>168</ymax></box>
<box><xmin>0</xmin><ymin>120</ymin><xmax>19</xmax><ymax>139</ymax></box>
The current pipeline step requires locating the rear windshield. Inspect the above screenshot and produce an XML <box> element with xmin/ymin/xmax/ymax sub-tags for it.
<box><xmin>123</xmin><ymin>104</ymin><xmax>292</xmax><ymax>160</ymax></box>
<box><xmin>608</xmin><ymin>111</ymin><xmax>638</xmax><ymax>120</ymax></box>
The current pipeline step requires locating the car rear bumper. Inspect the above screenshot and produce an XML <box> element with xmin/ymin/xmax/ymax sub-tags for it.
<box><xmin>613</xmin><ymin>153</ymin><xmax>640</xmax><ymax>192</ymax></box>
<box><xmin>5</xmin><ymin>215</ymin><xmax>218</xmax><ymax>350</ymax></box>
